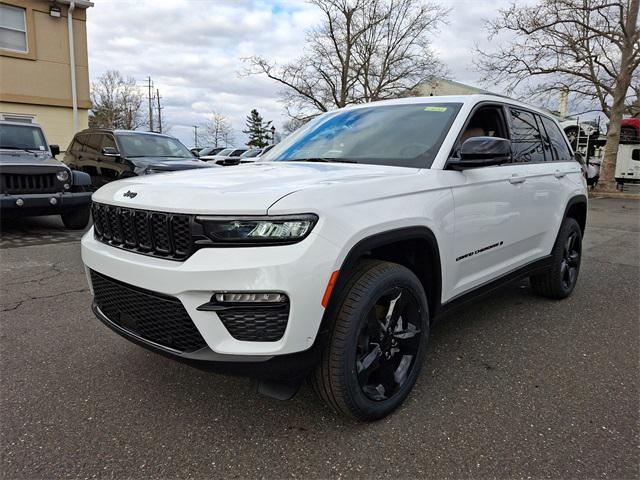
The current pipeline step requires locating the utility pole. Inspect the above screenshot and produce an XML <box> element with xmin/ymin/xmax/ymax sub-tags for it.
<box><xmin>193</xmin><ymin>125</ymin><xmax>199</xmax><ymax>148</ymax></box>
<box><xmin>156</xmin><ymin>88</ymin><xmax>163</xmax><ymax>134</ymax></box>
<box><xmin>147</xmin><ymin>76</ymin><xmax>154</xmax><ymax>132</ymax></box>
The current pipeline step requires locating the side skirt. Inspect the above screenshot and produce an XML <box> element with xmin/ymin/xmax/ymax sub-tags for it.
<box><xmin>434</xmin><ymin>255</ymin><xmax>553</xmax><ymax>320</ymax></box>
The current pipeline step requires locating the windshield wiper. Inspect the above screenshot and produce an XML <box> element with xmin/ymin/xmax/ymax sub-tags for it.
<box><xmin>0</xmin><ymin>145</ymin><xmax>43</xmax><ymax>152</ymax></box>
<box><xmin>288</xmin><ymin>157</ymin><xmax>358</xmax><ymax>164</ymax></box>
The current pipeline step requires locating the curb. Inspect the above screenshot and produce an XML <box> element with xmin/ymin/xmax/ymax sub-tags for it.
<box><xmin>588</xmin><ymin>192</ymin><xmax>640</xmax><ymax>200</ymax></box>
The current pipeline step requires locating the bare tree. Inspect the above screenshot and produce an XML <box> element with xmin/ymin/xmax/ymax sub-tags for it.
<box><xmin>245</xmin><ymin>0</ymin><xmax>447</xmax><ymax>120</ymax></box>
<box><xmin>475</xmin><ymin>0</ymin><xmax>640</xmax><ymax>191</ymax></box>
<box><xmin>90</xmin><ymin>70</ymin><xmax>146</xmax><ymax>130</ymax></box>
<box><xmin>199</xmin><ymin>112</ymin><xmax>235</xmax><ymax>147</ymax></box>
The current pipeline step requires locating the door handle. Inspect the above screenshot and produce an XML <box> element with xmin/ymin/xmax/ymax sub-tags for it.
<box><xmin>554</xmin><ymin>170</ymin><xmax>566</xmax><ymax>179</ymax></box>
<box><xmin>508</xmin><ymin>174</ymin><xmax>526</xmax><ymax>184</ymax></box>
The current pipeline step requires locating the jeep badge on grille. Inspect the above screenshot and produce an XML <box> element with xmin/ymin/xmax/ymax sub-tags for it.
<box><xmin>123</xmin><ymin>190</ymin><xmax>137</xmax><ymax>199</ymax></box>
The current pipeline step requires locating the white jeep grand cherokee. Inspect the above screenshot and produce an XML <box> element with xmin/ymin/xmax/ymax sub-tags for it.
<box><xmin>82</xmin><ymin>95</ymin><xmax>587</xmax><ymax>421</ymax></box>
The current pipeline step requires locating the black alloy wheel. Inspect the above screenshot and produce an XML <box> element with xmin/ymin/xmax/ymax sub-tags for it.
<box><xmin>560</xmin><ymin>229</ymin><xmax>581</xmax><ymax>291</ymax></box>
<box><xmin>530</xmin><ymin>217</ymin><xmax>583</xmax><ymax>299</ymax></box>
<box><xmin>311</xmin><ymin>260</ymin><xmax>429</xmax><ymax>421</ymax></box>
<box><xmin>356</xmin><ymin>287</ymin><xmax>422</xmax><ymax>401</ymax></box>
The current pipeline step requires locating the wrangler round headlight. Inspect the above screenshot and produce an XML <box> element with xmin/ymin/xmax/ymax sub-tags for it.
<box><xmin>196</xmin><ymin>215</ymin><xmax>318</xmax><ymax>245</ymax></box>
<box><xmin>56</xmin><ymin>170</ymin><xmax>69</xmax><ymax>182</ymax></box>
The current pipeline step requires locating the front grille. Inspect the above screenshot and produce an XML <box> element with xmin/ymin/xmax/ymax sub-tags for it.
<box><xmin>90</xmin><ymin>270</ymin><xmax>207</xmax><ymax>352</ymax></box>
<box><xmin>217</xmin><ymin>305</ymin><xmax>289</xmax><ymax>342</ymax></box>
<box><xmin>0</xmin><ymin>173</ymin><xmax>58</xmax><ymax>194</ymax></box>
<box><xmin>92</xmin><ymin>203</ymin><xmax>193</xmax><ymax>260</ymax></box>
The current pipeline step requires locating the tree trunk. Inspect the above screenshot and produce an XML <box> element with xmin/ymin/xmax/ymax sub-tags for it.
<box><xmin>595</xmin><ymin>0</ymin><xmax>639</xmax><ymax>192</ymax></box>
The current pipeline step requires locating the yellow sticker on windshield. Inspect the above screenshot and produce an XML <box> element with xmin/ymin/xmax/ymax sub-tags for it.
<box><xmin>424</xmin><ymin>106</ymin><xmax>448</xmax><ymax>112</ymax></box>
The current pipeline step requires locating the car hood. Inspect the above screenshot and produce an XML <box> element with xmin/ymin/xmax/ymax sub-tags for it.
<box><xmin>92</xmin><ymin>161</ymin><xmax>419</xmax><ymax>215</ymax></box>
<box><xmin>0</xmin><ymin>149</ymin><xmax>64</xmax><ymax>168</ymax></box>
<box><xmin>130</xmin><ymin>157</ymin><xmax>212</xmax><ymax>171</ymax></box>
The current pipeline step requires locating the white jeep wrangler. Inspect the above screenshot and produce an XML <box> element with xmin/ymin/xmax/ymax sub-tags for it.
<box><xmin>82</xmin><ymin>95</ymin><xmax>587</xmax><ymax>421</ymax></box>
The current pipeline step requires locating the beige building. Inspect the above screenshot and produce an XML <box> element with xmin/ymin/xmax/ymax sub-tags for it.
<box><xmin>411</xmin><ymin>77</ymin><xmax>494</xmax><ymax>97</ymax></box>
<box><xmin>0</xmin><ymin>0</ymin><xmax>92</xmax><ymax>150</ymax></box>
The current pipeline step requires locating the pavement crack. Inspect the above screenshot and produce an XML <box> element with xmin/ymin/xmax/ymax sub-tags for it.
<box><xmin>0</xmin><ymin>288</ymin><xmax>89</xmax><ymax>313</ymax></box>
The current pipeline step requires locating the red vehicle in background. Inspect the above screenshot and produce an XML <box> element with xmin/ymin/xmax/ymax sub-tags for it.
<box><xmin>620</xmin><ymin>118</ymin><xmax>640</xmax><ymax>144</ymax></box>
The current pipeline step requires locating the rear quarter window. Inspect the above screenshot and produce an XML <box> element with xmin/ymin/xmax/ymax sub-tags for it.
<box><xmin>540</xmin><ymin>116</ymin><xmax>573</xmax><ymax>162</ymax></box>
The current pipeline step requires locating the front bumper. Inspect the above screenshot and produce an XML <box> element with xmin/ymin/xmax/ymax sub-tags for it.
<box><xmin>81</xmin><ymin>228</ymin><xmax>338</xmax><ymax>358</ymax></box>
<box><xmin>0</xmin><ymin>191</ymin><xmax>92</xmax><ymax>215</ymax></box>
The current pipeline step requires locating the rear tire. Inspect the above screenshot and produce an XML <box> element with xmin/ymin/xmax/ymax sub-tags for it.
<box><xmin>61</xmin><ymin>205</ymin><xmax>90</xmax><ymax>230</ymax></box>
<box><xmin>311</xmin><ymin>260</ymin><xmax>429</xmax><ymax>421</ymax></box>
<box><xmin>530</xmin><ymin>217</ymin><xmax>582</xmax><ymax>299</ymax></box>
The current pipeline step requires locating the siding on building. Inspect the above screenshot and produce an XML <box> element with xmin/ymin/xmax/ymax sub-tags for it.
<box><xmin>0</xmin><ymin>0</ymin><xmax>91</xmax><ymax>150</ymax></box>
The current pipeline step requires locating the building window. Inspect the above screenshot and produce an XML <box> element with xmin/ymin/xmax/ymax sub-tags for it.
<box><xmin>0</xmin><ymin>3</ymin><xmax>28</xmax><ymax>53</ymax></box>
<box><xmin>1</xmin><ymin>113</ymin><xmax>35</xmax><ymax>123</ymax></box>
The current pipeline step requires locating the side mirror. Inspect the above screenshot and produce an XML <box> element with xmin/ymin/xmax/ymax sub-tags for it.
<box><xmin>449</xmin><ymin>137</ymin><xmax>512</xmax><ymax>170</ymax></box>
<box><xmin>50</xmin><ymin>144</ymin><xmax>60</xmax><ymax>156</ymax></box>
<box><xmin>102</xmin><ymin>146</ymin><xmax>120</xmax><ymax>156</ymax></box>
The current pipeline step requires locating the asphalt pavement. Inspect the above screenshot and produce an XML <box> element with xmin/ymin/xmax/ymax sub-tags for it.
<box><xmin>1</xmin><ymin>197</ymin><xmax>638</xmax><ymax>479</ymax></box>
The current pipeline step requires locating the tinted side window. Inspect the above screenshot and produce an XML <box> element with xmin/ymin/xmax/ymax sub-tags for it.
<box><xmin>540</xmin><ymin>116</ymin><xmax>573</xmax><ymax>161</ymax></box>
<box><xmin>102</xmin><ymin>134</ymin><xmax>117</xmax><ymax>150</ymax></box>
<box><xmin>85</xmin><ymin>134</ymin><xmax>102</xmax><ymax>154</ymax></box>
<box><xmin>74</xmin><ymin>134</ymin><xmax>88</xmax><ymax>152</ymax></box>
<box><xmin>68</xmin><ymin>137</ymin><xmax>81</xmax><ymax>152</ymax></box>
<box><xmin>509</xmin><ymin>108</ymin><xmax>545</xmax><ymax>163</ymax></box>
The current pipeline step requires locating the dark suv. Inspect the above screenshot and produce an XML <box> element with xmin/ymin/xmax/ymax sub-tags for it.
<box><xmin>0</xmin><ymin>121</ymin><xmax>92</xmax><ymax>229</ymax></box>
<box><xmin>63</xmin><ymin>129</ymin><xmax>213</xmax><ymax>187</ymax></box>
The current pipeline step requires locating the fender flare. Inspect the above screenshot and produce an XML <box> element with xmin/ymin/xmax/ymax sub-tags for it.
<box><xmin>315</xmin><ymin>226</ymin><xmax>444</xmax><ymax>348</ymax></box>
<box><xmin>71</xmin><ymin>170</ymin><xmax>91</xmax><ymax>186</ymax></box>
<box><xmin>562</xmin><ymin>194</ymin><xmax>588</xmax><ymax>232</ymax></box>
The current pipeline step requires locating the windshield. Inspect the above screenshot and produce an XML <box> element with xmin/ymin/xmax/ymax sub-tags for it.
<box><xmin>241</xmin><ymin>149</ymin><xmax>262</xmax><ymax>158</ymax></box>
<box><xmin>216</xmin><ymin>148</ymin><xmax>233</xmax><ymax>156</ymax></box>
<box><xmin>0</xmin><ymin>124</ymin><xmax>48</xmax><ymax>152</ymax></box>
<box><xmin>262</xmin><ymin>103</ymin><xmax>462</xmax><ymax>168</ymax></box>
<box><xmin>199</xmin><ymin>146</ymin><xmax>220</xmax><ymax>156</ymax></box>
<box><xmin>118</xmin><ymin>133</ymin><xmax>193</xmax><ymax>158</ymax></box>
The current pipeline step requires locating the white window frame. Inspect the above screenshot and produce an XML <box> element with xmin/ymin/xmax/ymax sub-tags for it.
<box><xmin>0</xmin><ymin>3</ymin><xmax>28</xmax><ymax>53</ymax></box>
<box><xmin>0</xmin><ymin>113</ymin><xmax>35</xmax><ymax>123</ymax></box>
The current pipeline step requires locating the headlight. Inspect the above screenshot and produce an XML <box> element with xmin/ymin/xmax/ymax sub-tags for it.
<box><xmin>195</xmin><ymin>214</ymin><xmax>318</xmax><ymax>245</ymax></box>
<box><xmin>56</xmin><ymin>170</ymin><xmax>69</xmax><ymax>182</ymax></box>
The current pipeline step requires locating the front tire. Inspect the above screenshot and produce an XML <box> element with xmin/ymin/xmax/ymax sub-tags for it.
<box><xmin>311</xmin><ymin>260</ymin><xmax>429</xmax><ymax>421</ymax></box>
<box><xmin>530</xmin><ymin>217</ymin><xmax>582</xmax><ymax>299</ymax></box>
<box><xmin>61</xmin><ymin>205</ymin><xmax>90</xmax><ymax>230</ymax></box>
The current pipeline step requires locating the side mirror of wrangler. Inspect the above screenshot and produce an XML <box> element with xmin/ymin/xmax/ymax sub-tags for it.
<box><xmin>102</xmin><ymin>146</ymin><xmax>120</xmax><ymax>157</ymax></box>
<box><xmin>50</xmin><ymin>144</ymin><xmax>60</xmax><ymax>156</ymax></box>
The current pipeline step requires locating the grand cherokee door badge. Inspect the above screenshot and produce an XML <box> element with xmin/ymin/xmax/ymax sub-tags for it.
<box><xmin>456</xmin><ymin>241</ymin><xmax>504</xmax><ymax>262</ymax></box>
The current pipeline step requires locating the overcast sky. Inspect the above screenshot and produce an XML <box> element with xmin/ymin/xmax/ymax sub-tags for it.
<box><xmin>86</xmin><ymin>0</ymin><xmax>511</xmax><ymax>147</ymax></box>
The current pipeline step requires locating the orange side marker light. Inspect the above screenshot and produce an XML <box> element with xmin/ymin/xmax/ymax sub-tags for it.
<box><xmin>321</xmin><ymin>270</ymin><xmax>340</xmax><ymax>308</ymax></box>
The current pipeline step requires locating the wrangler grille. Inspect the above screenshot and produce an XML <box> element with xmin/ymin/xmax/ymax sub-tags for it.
<box><xmin>1</xmin><ymin>173</ymin><xmax>58</xmax><ymax>194</ymax></box>
<box><xmin>92</xmin><ymin>203</ymin><xmax>193</xmax><ymax>260</ymax></box>
<box><xmin>90</xmin><ymin>270</ymin><xmax>207</xmax><ymax>352</ymax></box>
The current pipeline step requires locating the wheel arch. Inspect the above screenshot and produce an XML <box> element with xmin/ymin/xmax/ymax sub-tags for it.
<box><xmin>563</xmin><ymin>194</ymin><xmax>588</xmax><ymax>235</ymax></box>
<box><xmin>317</xmin><ymin>227</ymin><xmax>444</xmax><ymax>345</ymax></box>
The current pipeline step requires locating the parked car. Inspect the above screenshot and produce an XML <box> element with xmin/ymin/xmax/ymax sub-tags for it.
<box><xmin>239</xmin><ymin>145</ymin><xmax>275</xmax><ymax>163</ymax></box>
<box><xmin>0</xmin><ymin>121</ymin><xmax>92</xmax><ymax>229</ymax></box>
<box><xmin>82</xmin><ymin>94</ymin><xmax>587</xmax><ymax>421</ymax></box>
<box><xmin>63</xmin><ymin>129</ymin><xmax>214</xmax><ymax>188</ymax></box>
<box><xmin>189</xmin><ymin>147</ymin><xmax>202</xmax><ymax>156</ymax></box>
<box><xmin>198</xmin><ymin>146</ymin><xmax>226</xmax><ymax>157</ymax></box>
<box><xmin>203</xmin><ymin>148</ymin><xmax>248</xmax><ymax>166</ymax></box>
